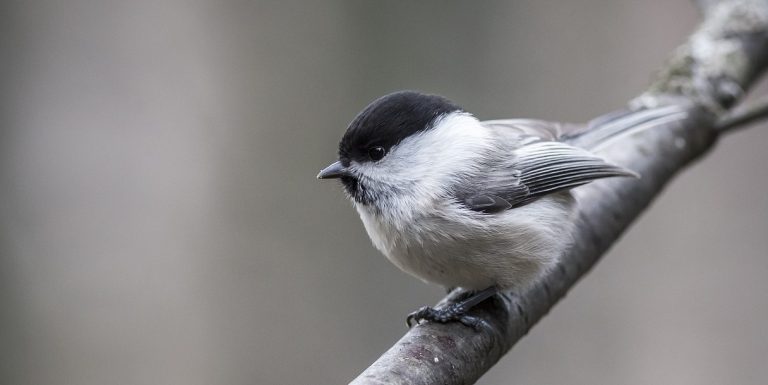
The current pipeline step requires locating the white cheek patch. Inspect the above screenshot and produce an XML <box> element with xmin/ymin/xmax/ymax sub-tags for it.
<box><xmin>352</xmin><ymin>112</ymin><xmax>494</xmax><ymax>211</ymax></box>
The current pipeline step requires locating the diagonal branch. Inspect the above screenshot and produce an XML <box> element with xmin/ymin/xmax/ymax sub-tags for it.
<box><xmin>350</xmin><ymin>1</ymin><xmax>768</xmax><ymax>384</ymax></box>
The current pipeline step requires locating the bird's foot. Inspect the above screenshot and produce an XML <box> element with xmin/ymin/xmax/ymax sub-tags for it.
<box><xmin>405</xmin><ymin>303</ymin><xmax>486</xmax><ymax>330</ymax></box>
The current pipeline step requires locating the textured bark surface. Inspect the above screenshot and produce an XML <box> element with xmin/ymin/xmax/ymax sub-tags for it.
<box><xmin>350</xmin><ymin>1</ymin><xmax>768</xmax><ymax>384</ymax></box>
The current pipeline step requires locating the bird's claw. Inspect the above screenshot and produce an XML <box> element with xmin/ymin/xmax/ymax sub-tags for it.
<box><xmin>405</xmin><ymin>303</ymin><xmax>487</xmax><ymax>330</ymax></box>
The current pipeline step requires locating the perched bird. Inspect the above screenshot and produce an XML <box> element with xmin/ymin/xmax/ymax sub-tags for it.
<box><xmin>317</xmin><ymin>91</ymin><xmax>685</xmax><ymax>328</ymax></box>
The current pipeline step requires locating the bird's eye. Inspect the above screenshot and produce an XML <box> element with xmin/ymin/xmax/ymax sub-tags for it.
<box><xmin>367</xmin><ymin>146</ymin><xmax>386</xmax><ymax>161</ymax></box>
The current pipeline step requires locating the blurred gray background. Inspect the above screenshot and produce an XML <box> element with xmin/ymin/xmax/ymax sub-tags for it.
<box><xmin>1</xmin><ymin>1</ymin><xmax>767</xmax><ymax>384</ymax></box>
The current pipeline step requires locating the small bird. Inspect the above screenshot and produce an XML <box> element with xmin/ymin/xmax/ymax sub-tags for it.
<box><xmin>317</xmin><ymin>91</ymin><xmax>684</xmax><ymax>328</ymax></box>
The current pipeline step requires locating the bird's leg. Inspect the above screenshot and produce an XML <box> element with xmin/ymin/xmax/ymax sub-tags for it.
<box><xmin>444</xmin><ymin>287</ymin><xmax>478</xmax><ymax>302</ymax></box>
<box><xmin>406</xmin><ymin>286</ymin><xmax>498</xmax><ymax>329</ymax></box>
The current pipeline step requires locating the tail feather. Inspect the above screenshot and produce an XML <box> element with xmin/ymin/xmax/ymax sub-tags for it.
<box><xmin>561</xmin><ymin>105</ymin><xmax>688</xmax><ymax>150</ymax></box>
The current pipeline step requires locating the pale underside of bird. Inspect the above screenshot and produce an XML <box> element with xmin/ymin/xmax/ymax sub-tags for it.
<box><xmin>317</xmin><ymin>91</ymin><xmax>686</xmax><ymax>328</ymax></box>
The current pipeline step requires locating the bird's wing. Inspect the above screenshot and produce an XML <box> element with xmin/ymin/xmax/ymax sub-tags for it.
<box><xmin>509</xmin><ymin>141</ymin><xmax>637</xmax><ymax>204</ymax></box>
<box><xmin>459</xmin><ymin>139</ymin><xmax>636</xmax><ymax>213</ymax></box>
<box><xmin>462</xmin><ymin>106</ymin><xmax>687</xmax><ymax>212</ymax></box>
<box><xmin>480</xmin><ymin>105</ymin><xmax>687</xmax><ymax>150</ymax></box>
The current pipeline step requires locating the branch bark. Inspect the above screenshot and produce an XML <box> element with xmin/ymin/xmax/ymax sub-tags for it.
<box><xmin>350</xmin><ymin>1</ymin><xmax>768</xmax><ymax>384</ymax></box>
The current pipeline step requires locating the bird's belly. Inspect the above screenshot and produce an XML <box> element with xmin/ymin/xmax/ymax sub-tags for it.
<box><xmin>385</xmin><ymin>238</ymin><xmax>501</xmax><ymax>290</ymax></box>
<box><xmin>366</xmin><ymin>217</ymin><xmax>560</xmax><ymax>290</ymax></box>
<box><xmin>358</xmin><ymin>194</ymin><xmax>575</xmax><ymax>291</ymax></box>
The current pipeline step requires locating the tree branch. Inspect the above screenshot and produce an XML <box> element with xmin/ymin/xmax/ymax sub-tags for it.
<box><xmin>350</xmin><ymin>1</ymin><xmax>768</xmax><ymax>384</ymax></box>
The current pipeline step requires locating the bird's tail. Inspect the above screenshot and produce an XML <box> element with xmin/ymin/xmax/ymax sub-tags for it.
<box><xmin>562</xmin><ymin>105</ymin><xmax>688</xmax><ymax>150</ymax></box>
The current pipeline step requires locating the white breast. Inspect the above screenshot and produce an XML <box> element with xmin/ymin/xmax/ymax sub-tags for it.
<box><xmin>356</xmin><ymin>192</ymin><xmax>576</xmax><ymax>291</ymax></box>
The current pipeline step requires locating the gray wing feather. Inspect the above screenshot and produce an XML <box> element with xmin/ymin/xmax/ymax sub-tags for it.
<box><xmin>508</xmin><ymin>141</ymin><xmax>636</xmax><ymax>207</ymax></box>
<box><xmin>464</xmin><ymin>106</ymin><xmax>685</xmax><ymax>213</ymax></box>
<box><xmin>461</xmin><ymin>140</ymin><xmax>635</xmax><ymax>211</ymax></box>
<box><xmin>463</xmin><ymin>194</ymin><xmax>513</xmax><ymax>213</ymax></box>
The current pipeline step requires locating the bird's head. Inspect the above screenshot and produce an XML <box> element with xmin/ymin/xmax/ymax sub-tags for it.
<box><xmin>317</xmin><ymin>91</ymin><xmax>490</xmax><ymax>210</ymax></box>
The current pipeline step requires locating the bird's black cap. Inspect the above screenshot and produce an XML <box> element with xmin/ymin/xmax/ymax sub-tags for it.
<box><xmin>338</xmin><ymin>91</ymin><xmax>462</xmax><ymax>164</ymax></box>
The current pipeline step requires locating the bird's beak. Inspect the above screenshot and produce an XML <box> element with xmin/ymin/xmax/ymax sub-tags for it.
<box><xmin>317</xmin><ymin>161</ymin><xmax>347</xmax><ymax>179</ymax></box>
